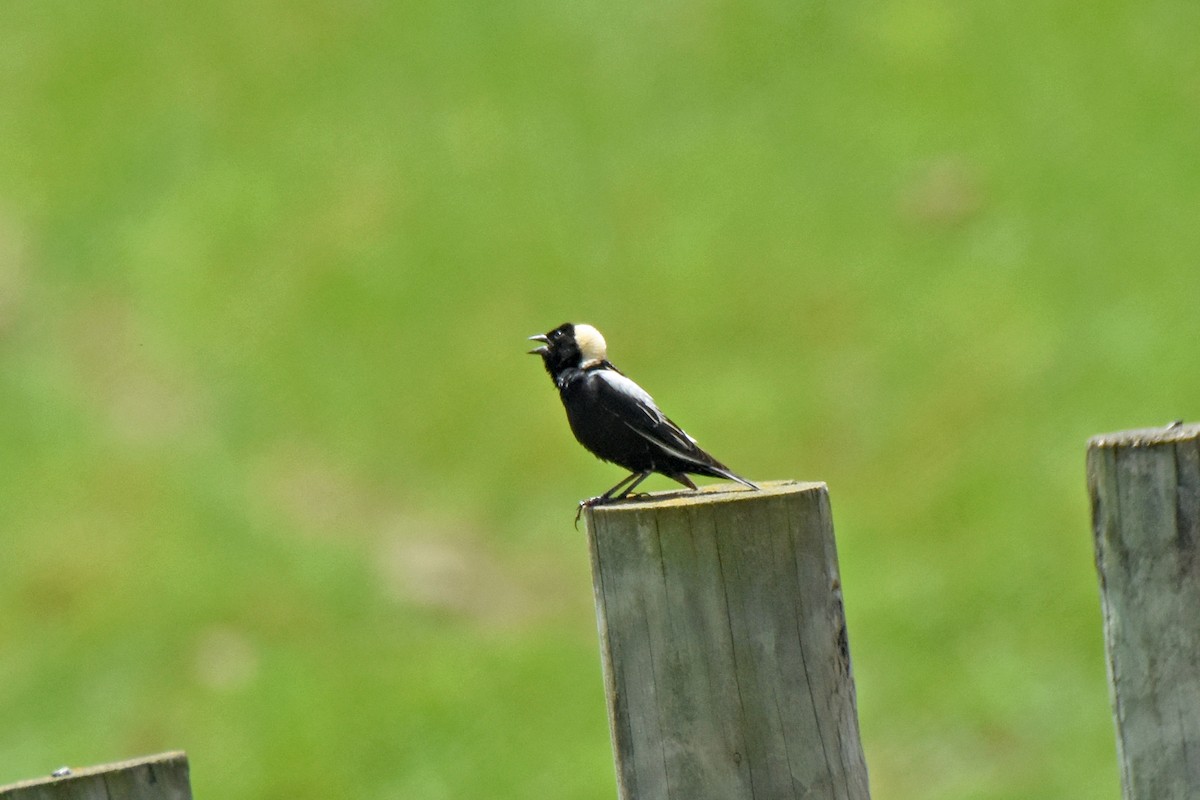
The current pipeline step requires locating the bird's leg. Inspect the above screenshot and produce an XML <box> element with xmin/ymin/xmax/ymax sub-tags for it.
<box><xmin>620</xmin><ymin>471</ymin><xmax>652</xmax><ymax>497</ymax></box>
<box><xmin>575</xmin><ymin>471</ymin><xmax>651</xmax><ymax>528</ymax></box>
<box><xmin>599</xmin><ymin>471</ymin><xmax>650</xmax><ymax>501</ymax></box>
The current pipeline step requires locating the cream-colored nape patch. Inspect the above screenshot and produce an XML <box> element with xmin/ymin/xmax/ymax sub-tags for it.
<box><xmin>573</xmin><ymin>323</ymin><xmax>608</xmax><ymax>365</ymax></box>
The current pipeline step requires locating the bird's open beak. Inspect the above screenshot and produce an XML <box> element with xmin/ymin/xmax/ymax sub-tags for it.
<box><xmin>527</xmin><ymin>334</ymin><xmax>549</xmax><ymax>355</ymax></box>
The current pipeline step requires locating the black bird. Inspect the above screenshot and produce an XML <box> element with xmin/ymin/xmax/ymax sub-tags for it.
<box><xmin>528</xmin><ymin>322</ymin><xmax>759</xmax><ymax>519</ymax></box>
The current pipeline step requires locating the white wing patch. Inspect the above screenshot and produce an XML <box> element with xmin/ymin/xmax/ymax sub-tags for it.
<box><xmin>595</xmin><ymin>370</ymin><xmax>661</xmax><ymax>424</ymax></box>
<box><xmin>594</xmin><ymin>370</ymin><xmax>702</xmax><ymax>451</ymax></box>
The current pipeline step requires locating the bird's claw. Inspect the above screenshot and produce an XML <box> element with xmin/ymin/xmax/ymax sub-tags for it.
<box><xmin>574</xmin><ymin>495</ymin><xmax>609</xmax><ymax>530</ymax></box>
<box><xmin>574</xmin><ymin>490</ymin><xmax>659</xmax><ymax>529</ymax></box>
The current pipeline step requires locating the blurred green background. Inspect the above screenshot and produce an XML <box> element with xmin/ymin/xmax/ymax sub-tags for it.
<box><xmin>2</xmin><ymin>0</ymin><xmax>1198</xmax><ymax>797</ymax></box>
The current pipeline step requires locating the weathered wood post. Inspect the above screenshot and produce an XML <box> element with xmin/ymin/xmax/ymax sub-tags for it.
<box><xmin>0</xmin><ymin>752</ymin><xmax>191</xmax><ymax>800</ymax></box>
<box><xmin>1087</xmin><ymin>423</ymin><xmax>1200</xmax><ymax>799</ymax></box>
<box><xmin>584</xmin><ymin>480</ymin><xmax>870</xmax><ymax>800</ymax></box>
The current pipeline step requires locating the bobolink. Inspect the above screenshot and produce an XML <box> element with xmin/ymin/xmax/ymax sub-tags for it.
<box><xmin>529</xmin><ymin>322</ymin><xmax>758</xmax><ymax>520</ymax></box>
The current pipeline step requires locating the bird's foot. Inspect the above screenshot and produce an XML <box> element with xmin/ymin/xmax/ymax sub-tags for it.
<box><xmin>574</xmin><ymin>490</ymin><xmax>663</xmax><ymax>529</ymax></box>
<box><xmin>574</xmin><ymin>495</ymin><xmax>611</xmax><ymax>529</ymax></box>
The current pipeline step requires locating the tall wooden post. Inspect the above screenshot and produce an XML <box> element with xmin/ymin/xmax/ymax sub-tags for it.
<box><xmin>583</xmin><ymin>481</ymin><xmax>870</xmax><ymax>800</ymax></box>
<box><xmin>1087</xmin><ymin>423</ymin><xmax>1200</xmax><ymax>799</ymax></box>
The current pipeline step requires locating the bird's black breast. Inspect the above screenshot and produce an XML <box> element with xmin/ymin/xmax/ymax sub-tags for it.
<box><xmin>557</xmin><ymin>368</ymin><xmax>657</xmax><ymax>471</ymax></box>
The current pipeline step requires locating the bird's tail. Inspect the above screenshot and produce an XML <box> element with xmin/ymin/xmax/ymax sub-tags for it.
<box><xmin>706</xmin><ymin>464</ymin><xmax>760</xmax><ymax>491</ymax></box>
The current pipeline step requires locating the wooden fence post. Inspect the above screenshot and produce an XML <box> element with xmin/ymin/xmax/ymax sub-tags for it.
<box><xmin>1087</xmin><ymin>423</ymin><xmax>1200</xmax><ymax>799</ymax></box>
<box><xmin>583</xmin><ymin>480</ymin><xmax>870</xmax><ymax>800</ymax></box>
<box><xmin>0</xmin><ymin>752</ymin><xmax>191</xmax><ymax>800</ymax></box>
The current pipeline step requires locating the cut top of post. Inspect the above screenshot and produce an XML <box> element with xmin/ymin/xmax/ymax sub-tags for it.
<box><xmin>584</xmin><ymin>479</ymin><xmax>818</xmax><ymax>520</ymax></box>
<box><xmin>0</xmin><ymin>752</ymin><xmax>190</xmax><ymax>800</ymax></box>
<box><xmin>1088</xmin><ymin>422</ymin><xmax>1200</xmax><ymax>450</ymax></box>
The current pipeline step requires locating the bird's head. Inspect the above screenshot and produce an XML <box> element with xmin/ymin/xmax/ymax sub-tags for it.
<box><xmin>528</xmin><ymin>322</ymin><xmax>608</xmax><ymax>378</ymax></box>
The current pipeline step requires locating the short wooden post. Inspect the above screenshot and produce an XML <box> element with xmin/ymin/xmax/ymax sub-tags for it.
<box><xmin>0</xmin><ymin>752</ymin><xmax>191</xmax><ymax>800</ymax></box>
<box><xmin>1087</xmin><ymin>423</ymin><xmax>1200</xmax><ymax>799</ymax></box>
<box><xmin>584</xmin><ymin>481</ymin><xmax>870</xmax><ymax>800</ymax></box>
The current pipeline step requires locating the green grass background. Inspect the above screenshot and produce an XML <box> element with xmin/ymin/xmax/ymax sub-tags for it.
<box><xmin>2</xmin><ymin>0</ymin><xmax>1198</xmax><ymax>797</ymax></box>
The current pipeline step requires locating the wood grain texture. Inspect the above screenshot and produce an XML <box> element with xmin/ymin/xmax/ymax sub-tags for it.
<box><xmin>0</xmin><ymin>752</ymin><xmax>191</xmax><ymax>800</ymax></box>
<box><xmin>1088</xmin><ymin>423</ymin><xmax>1200</xmax><ymax>800</ymax></box>
<box><xmin>585</xmin><ymin>481</ymin><xmax>869</xmax><ymax>800</ymax></box>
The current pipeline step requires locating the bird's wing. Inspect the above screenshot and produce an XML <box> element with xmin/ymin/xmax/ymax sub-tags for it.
<box><xmin>590</xmin><ymin>369</ymin><xmax>716</xmax><ymax>466</ymax></box>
